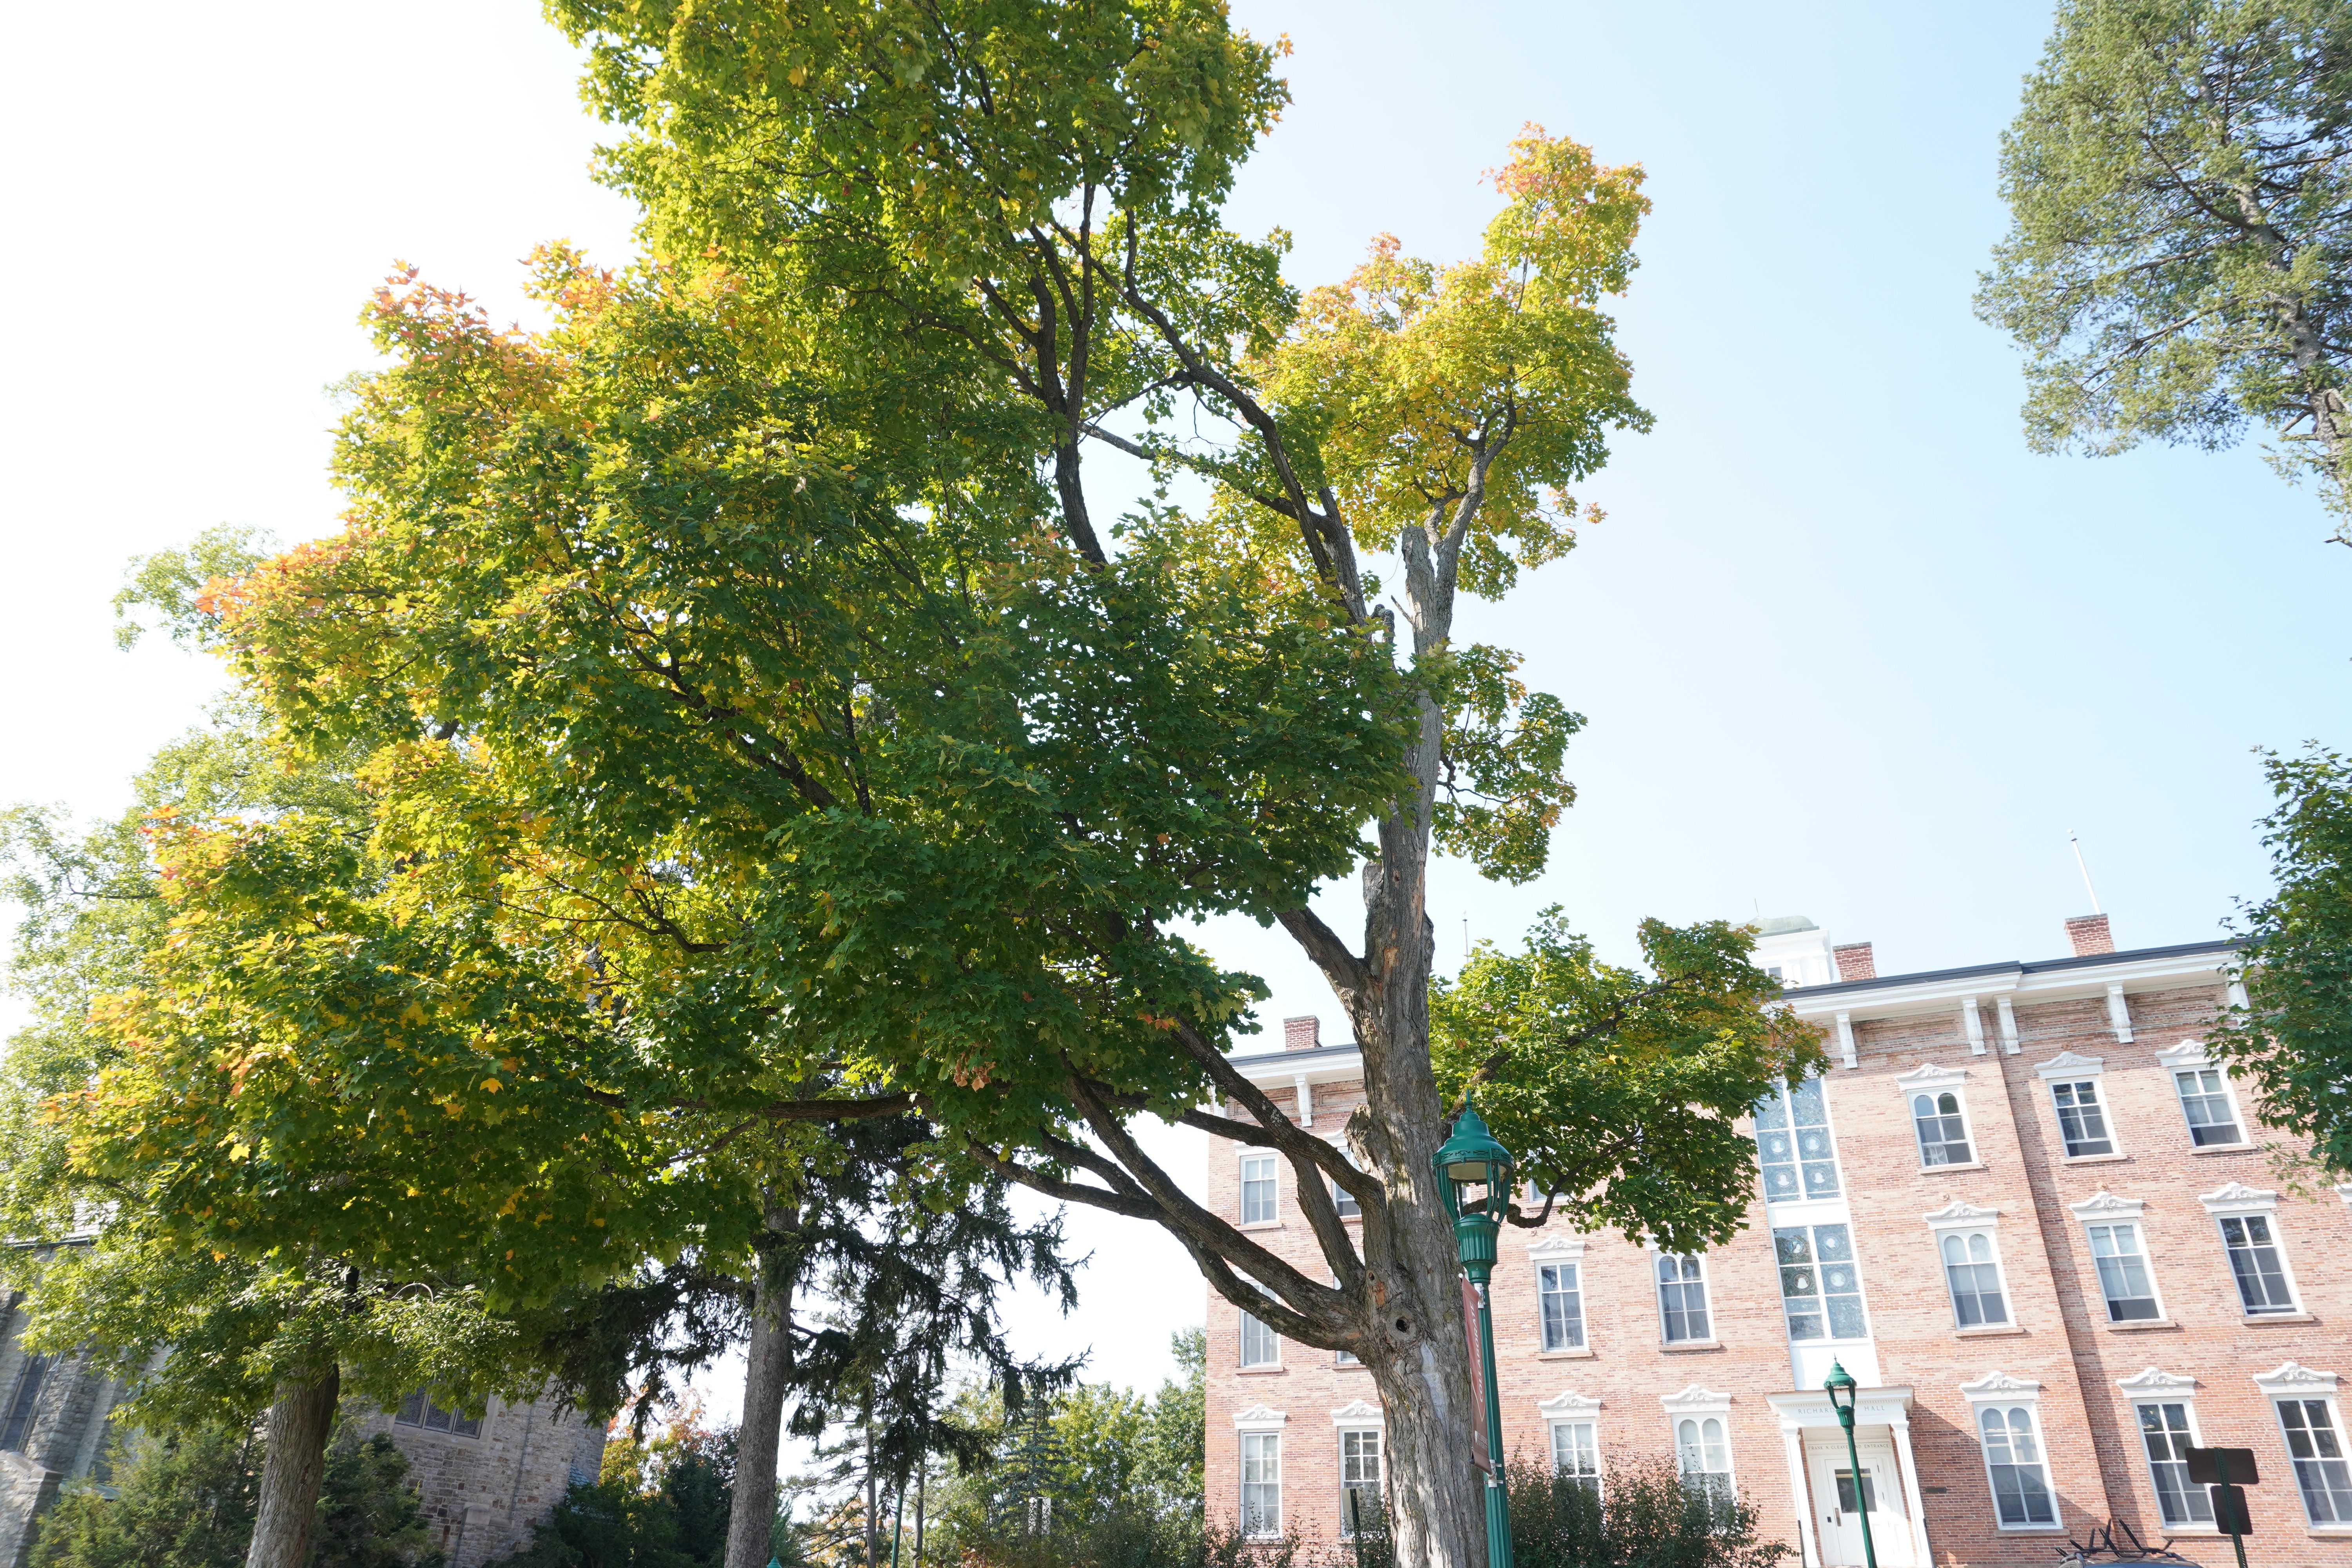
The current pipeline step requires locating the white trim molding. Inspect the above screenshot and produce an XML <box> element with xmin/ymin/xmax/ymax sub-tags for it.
<box><xmin>2107</xmin><ymin>984</ymin><xmax>2136</xmax><ymax>1044</ymax></box>
<box><xmin>1660</xmin><ymin>1385</ymin><xmax>1734</xmax><ymax>1415</ymax></box>
<box><xmin>2036</xmin><ymin>1049</ymin><xmax>2106</xmax><ymax>1082</ymax></box>
<box><xmin>1537</xmin><ymin>1390</ymin><xmax>1603</xmax><ymax>1417</ymax></box>
<box><xmin>2153</xmin><ymin>1040</ymin><xmax>2212</xmax><ymax>1071</ymax></box>
<box><xmin>2118</xmin><ymin>1368</ymin><xmax>2199</xmax><ymax>1395</ymax></box>
<box><xmin>1959</xmin><ymin>1370</ymin><xmax>2043</xmax><ymax>1403</ymax></box>
<box><xmin>1997</xmin><ymin>996</ymin><xmax>2021</xmax><ymax>1055</ymax></box>
<box><xmin>2069</xmin><ymin>1190</ymin><xmax>2146</xmax><ymax>1220</ymax></box>
<box><xmin>1233</xmin><ymin>1403</ymin><xmax>1287</xmax><ymax>1432</ymax></box>
<box><xmin>1328</xmin><ymin>1400</ymin><xmax>1382</xmax><ymax>1428</ymax></box>
<box><xmin>1893</xmin><ymin>1062</ymin><xmax>1969</xmax><ymax>1100</ymax></box>
<box><xmin>1834</xmin><ymin>1011</ymin><xmax>1857</xmax><ymax>1071</ymax></box>
<box><xmin>1292</xmin><ymin>1074</ymin><xmax>1314</xmax><ymax>1129</ymax></box>
<box><xmin>1528</xmin><ymin>1236</ymin><xmax>1589</xmax><ymax>1261</ymax></box>
<box><xmin>1924</xmin><ymin>1200</ymin><xmax>2000</xmax><ymax>1232</ymax></box>
<box><xmin>2252</xmin><ymin>1362</ymin><xmax>2339</xmax><ymax>1399</ymax></box>
<box><xmin>2196</xmin><ymin>1181</ymin><xmax>2279</xmax><ymax>1217</ymax></box>
<box><xmin>1961</xmin><ymin>997</ymin><xmax>1987</xmax><ymax>1056</ymax></box>
<box><xmin>2337</xmin><ymin>1184</ymin><xmax>2352</xmax><ymax>1211</ymax></box>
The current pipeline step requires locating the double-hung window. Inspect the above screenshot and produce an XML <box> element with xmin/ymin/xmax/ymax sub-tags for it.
<box><xmin>2136</xmin><ymin>1403</ymin><xmax>2213</xmax><ymax>1527</ymax></box>
<box><xmin>1942</xmin><ymin>1231</ymin><xmax>2009</xmax><ymax>1327</ymax></box>
<box><xmin>1773</xmin><ymin>1223</ymin><xmax>1867</xmax><ymax>1340</ymax></box>
<box><xmin>1656</xmin><ymin>1254</ymin><xmax>1711</xmax><ymax>1343</ymax></box>
<box><xmin>1913</xmin><ymin>1091</ymin><xmax>1973</xmax><ymax>1167</ymax></box>
<box><xmin>2219</xmin><ymin>1215</ymin><xmax>2297</xmax><ymax>1314</ymax></box>
<box><xmin>1754</xmin><ymin>1078</ymin><xmax>1841</xmax><ymax>1201</ymax></box>
<box><xmin>1339</xmin><ymin>1428</ymin><xmax>1382</xmax><ymax>1534</ymax></box>
<box><xmin>1978</xmin><ymin>1405</ymin><xmax>2057</xmax><ymax>1526</ymax></box>
<box><xmin>1239</xmin><ymin>1311</ymin><xmax>1279</xmax><ymax>1368</ymax></box>
<box><xmin>2174</xmin><ymin>1068</ymin><xmax>2243</xmax><ymax>1147</ymax></box>
<box><xmin>2087</xmin><ymin>1222</ymin><xmax>2162</xmax><ymax>1321</ymax></box>
<box><xmin>1240</xmin><ymin>1155</ymin><xmax>1277</xmax><ymax>1225</ymax></box>
<box><xmin>2052</xmin><ymin>1080</ymin><xmax>2114</xmax><ymax>1157</ymax></box>
<box><xmin>2279</xmin><ymin>1399</ymin><xmax>2352</xmax><ymax>1524</ymax></box>
<box><xmin>1240</xmin><ymin>1432</ymin><xmax>1282</xmax><ymax>1536</ymax></box>
<box><xmin>1539</xmin><ymin>1262</ymin><xmax>1586</xmax><ymax>1351</ymax></box>
<box><xmin>1550</xmin><ymin>1421</ymin><xmax>1600</xmax><ymax>1495</ymax></box>
<box><xmin>1675</xmin><ymin>1417</ymin><xmax>1733</xmax><ymax>1508</ymax></box>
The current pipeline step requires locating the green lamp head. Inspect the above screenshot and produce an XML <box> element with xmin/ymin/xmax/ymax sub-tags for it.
<box><xmin>1824</xmin><ymin>1360</ymin><xmax>1858</xmax><ymax>1426</ymax></box>
<box><xmin>1432</xmin><ymin>1101</ymin><xmax>1516</xmax><ymax>1281</ymax></box>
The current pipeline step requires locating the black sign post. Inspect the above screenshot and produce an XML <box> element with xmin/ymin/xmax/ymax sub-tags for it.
<box><xmin>2186</xmin><ymin>1447</ymin><xmax>2260</xmax><ymax>1568</ymax></box>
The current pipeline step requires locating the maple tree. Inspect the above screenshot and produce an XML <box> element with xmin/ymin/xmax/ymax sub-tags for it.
<box><xmin>1978</xmin><ymin>0</ymin><xmax>2352</xmax><ymax>537</ymax></box>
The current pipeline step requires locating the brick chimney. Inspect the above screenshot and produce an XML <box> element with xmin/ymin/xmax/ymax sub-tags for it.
<box><xmin>1283</xmin><ymin>1015</ymin><xmax>1321</xmax><ymax>1051</ymax></box>
<box><xmin>1832</xmin><ymin>942</ymin><xmax>1877</xmax><ymax>982</ymax></box>
<box><xmin>2065</xmin><ymin>914</ymin><xmax>2114</xmax><ymax>956</ymax></box>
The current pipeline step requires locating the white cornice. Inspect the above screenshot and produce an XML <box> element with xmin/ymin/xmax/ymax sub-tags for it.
<box><xmin>2197</xmin><ymin>1181</ymin><xmax>2278</xmax><ymax>1216</ymax></box>
<box><xmin>1959</xmin><ymin>1371</ymin><xmax>2043</xmax><ymax>1402</ymax></box>
<box><xmin>2036</xmin><ymin>1049</ymin><xmax>2106</xmax><ymax>1082</ymax></box>
<box><xmin>1528</xmin><ymin>1236</ymin><xmax>1589</xmax><ymax>1261</ymax></box>
<box><xmin>2152</xmin><ymin>1040</ymin><xmax>2211</xmax><ymax>1070</ymax></box>
<box><xmin>1229</xmin><ymin>1048</ymin><xmax>1365</xmax><ymax>1090</ymax></box>
<box><xmin>1781</xmin><ymin>947</ymin><xmax>2235</xmax><ymax>1027</ymax></box>
<box><xmin>1330</xmin><ymin>1400</ymin><xmax>1382</xmax><ymax>1427</ymax></box>
<box><xmin>2070</xmin><ymin>1190</ymin><xmax>2145</xmax><ymax>1219</ymax></box>
<box><xmin>1232</xmin><ymin>1403</ymin><xmax>1286</xmax><ymax>1431</ymax></box>
<box><xmin>2118</xmin><ymin>1368</ymin><xmax>2198</xmax><ymax>1394</ymax></box>
<box><xmin>1538</xmin><ymin>1390</ymin><xmax>1603</xmax><ymax>1416</ymax></box>
<box><xmin>2253</xmin><ymin>1362</ymin><xmax>2339</xmax><ymax>1397</ymax></box>
<box><xmin>1893</xmin><ymin>1062</ymin><xmax>1969</xmax><ymax>1097</ymax></box>
<box><xmin>1661</xmin><ymin>1385</ymin><xmax>1733</xmax><ymax>1413</ymax></box>
<box><xmin>1924</xmin><ymin>1200</ymin><xmax>2000</xmax><ymax>1231</ymax></box>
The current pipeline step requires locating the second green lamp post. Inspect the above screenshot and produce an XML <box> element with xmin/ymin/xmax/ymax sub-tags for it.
<box><xmin>1434</xmin><ymin>1101</ymin><xmax>1518</xmax><ymax>1568</ymax></box>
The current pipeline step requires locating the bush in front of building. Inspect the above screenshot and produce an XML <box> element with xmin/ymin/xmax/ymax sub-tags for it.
<box><xmin>1505</xmin><ymin>1455</ymin><xmax>1792</xmax><ymax>1568</ymax></box>
<box><xmin>28</xmin><ymin>1424</ymin><xmax>445</xmax><ymax>1568</ymax></box>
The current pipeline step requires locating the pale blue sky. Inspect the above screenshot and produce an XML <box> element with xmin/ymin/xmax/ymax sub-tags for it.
<box><xmin>5</xmin><ymin>0</ymin><xmax>2345</xmax><ymax>1402</ymax></box>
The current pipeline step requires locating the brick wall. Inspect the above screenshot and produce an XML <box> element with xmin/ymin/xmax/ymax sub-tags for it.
<box><xmin>1203</xmin><ymin>976</ymin><xmax>2352</xmax><ymax>1567</ymax></box>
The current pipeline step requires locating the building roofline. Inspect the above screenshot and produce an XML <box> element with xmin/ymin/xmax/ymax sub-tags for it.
<box><xmin>1227</xmin><ymin>1040</ymin><xmax>1362</xmax><ymax>1069</ymax></box>
<box><xmin>1784</xmin><ymin>938</ymin><xmax>2238</xmax><ymax>1000</ymax></box>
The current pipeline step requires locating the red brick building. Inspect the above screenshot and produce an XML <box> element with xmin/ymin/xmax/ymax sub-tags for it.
<box><xmin>1203</xmin><ymin>918</ymin><xmax>2352</xmax><ymax>1566</ymax></box>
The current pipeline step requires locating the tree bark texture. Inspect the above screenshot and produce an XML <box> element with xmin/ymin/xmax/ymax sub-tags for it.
<box><xmin>724</xmin><ymin>1202</ymin><xmax>801</xmax><ymax>1568</ymax></box>
<box><xmin>243</xmin><ymin>1363</ymin><xmax>340</xmax><ymax>1568</ymax></box>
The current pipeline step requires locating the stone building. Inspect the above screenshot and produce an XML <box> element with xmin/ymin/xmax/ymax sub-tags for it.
<box><xmin>1203</xmin><ymin>916</ymin><xmax>2352</xmax><ymax>1566</ymax></box>
<box><xmin>0</xmin><ymin>1286</ymin><xmax>605</xmax><ymax>1568</ymax></box>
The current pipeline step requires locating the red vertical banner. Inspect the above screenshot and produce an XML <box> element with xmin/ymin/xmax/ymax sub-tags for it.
<box><xmin>1462</xmin><ymin>1276</ymin><xmax>1492</xmax><ymax>1475</ymax></box>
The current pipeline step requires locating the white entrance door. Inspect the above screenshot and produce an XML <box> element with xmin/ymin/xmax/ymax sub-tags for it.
<box><xmin>1808</xmin><ymin>1435</ymin><xmax>1913</xmax><ymax>1568</ymax></box>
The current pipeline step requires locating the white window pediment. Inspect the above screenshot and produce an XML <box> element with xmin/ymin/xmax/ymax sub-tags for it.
<box><xmin>2036</xmin><ymin>1050</ymin><xmax>2106</xmax><ymax>1082</ymax></box>
<box><xmin>1329</xmin><ymin>1400</ymin><xmax>1382</xmax><ymax>1428</ymax></box>
<box><xmin>2117</xmin><ymin>1368</ymin><xmax>2198</xmax><ymax>1394</ymax></box>
<box><xmin>2152</xmin><ymin>1040</ymin><xmax>2212</xmax><ymax>1070</ymax></box>
<box><xmin>1924</xmin><ymin>1200</ymin><xmax>2000</xmax><ymax>1231</ymax></box>
<box><xmin>1660</xmin><ymin>1385</ymin><xmax>1733</xmax><ymax>1414</ymax></box>
<box><xmin>2069</xmin><ymin>1190</ymin><xmax>2145</xmax><ymax>1219</ymax></box>
<box><xmin>1528</xmin><ymin>1236</ymin><xmax>1589</xmax><ymax>1261</ymax></box>
<box><xmin>1959</xmin><ymin>1370</ymin><xmax>2043</xmax><ymax>1402</ymax></box>
<box><xmin>2252</xmin><ymin>1362</ymin><xmax>2339</xmax><ymax>1398</ymax></box>
<box><xmin>1233</xmin><ymin>1403</ymin><xmax>1287</xmax><ymax>1431</ymax></box>
<box><xmin>2196</xmin><ymin>1181</ymin><xmax>2278</xmax><ymax>1216</ymax></box>
<box><xmin>1894</xmin><ymin>1062</ymin><xmax>1970</xmax><ymax>1098</ymax></box>
<box><xmin>1538</xmin><ymin>1390</ymin><xmax>1603</xmax><ymax>1416</ymax></box>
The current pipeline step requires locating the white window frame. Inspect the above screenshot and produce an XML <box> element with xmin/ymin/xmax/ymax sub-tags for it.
<box><xmin>1893</xmin><ymin>1063</ymin><xmax>1979</xmax><ymax>1170</ymax></box>
<box><xmin>2036</xmin><ymin>1051</ymin><xmax>2116</xmax><ymax>1158</ymax></box>
<box><xmin>1662</xmin><ymin>1386</ymin><xmax>1734</xmax><ymax>1506</ymax></box>
<box><xmin>1238</xmin><ymin>1308</ymin><xmax>1281</xmax><ymax>1369</ymax></box>
<box><xmin>1332</xmin><ymin>1402</ymin><xmax>1383</xmax><ymax>1537</ymax></box>
<box><xmin>1651</xmin><ymin>1248</ymin><xmax>1715</xmax><ymax>1345</ymax></box>
<box><xmin>2200</xmin><ymin>1183</ymin><xmax>2302</xmax><ymax>1317</ymax></box>
<box><xmin>2117</xmin><ymin>1370</ymin><xmax>2214</xmax><ymax>1532</ymax></box>
<box><xmin>1754</xmin><ymin>1075</ymin><xmax>1846</xmax><ymax>1203</ymax></box>
<box><xmin>2252</xmin><ymin>1363</ymin><xmax>2352</xmax><ymax>1530</ymax></box>
<box><xmin>1960</xmin><ymin>1372</ymin><xmax>2063</xmax><ymax>1532</ymax></box>
<box><xmin>1234</xmin><ymin>1406</ymin><xmax>1284</xmax><ymax>1539</ymax></box>
<box><xmin>1238</xmin><ymin>1152</ymin><xmax>1278</xmax><ymax>1226</ymax></box>
<box><xmin>2070</xmin><ymin>1192</ymin><xmax>2167</xmax><ymax>1324</ymax></box>
<box><xmin>1924</xmin><ymin>1202</ymin><xmax>2012</xmax><ymax>1330</ymax></box>
<box><xmin>1531</xmin><ymin>1238</ymin><xmax>1588</xmax><ymax>1353</ymax></box>
<box><xmin>1539</xmin><ymin>1390</ymin><xmax>1602</xmax><ymax>1495</ymax></box>
<box><xmin>2154</xmin><ymin>1041</ymin><xmax>2250</xmax><ymax>1150</ymax></box>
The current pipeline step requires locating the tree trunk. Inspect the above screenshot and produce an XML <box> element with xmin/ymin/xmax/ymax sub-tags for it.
<box><xmin>724</xmin><ymin>1202</ymin><xmax>801</xmax><ymax>1568</ymax></box>
<box><xmin>864</xmin><ymin>1422</ymin><xmax>880</xmax><ymax>1568</ymax></box>
<box><xmin>244</xmin><ymin>1364</ymin><xmax>339</xmax><ymax>1568</ymax></box>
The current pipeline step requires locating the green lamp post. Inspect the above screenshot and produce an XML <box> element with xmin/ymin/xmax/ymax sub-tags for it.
<box><xmin>1433</xmin><ymin>1100</ymin><xmax>1517</xmax><ymax>1568</ymax></box>
<box><xmin>1823</xmin><ymin>1361</ymin><xmax>1879</xmax><ymax>1568</ymax></box>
